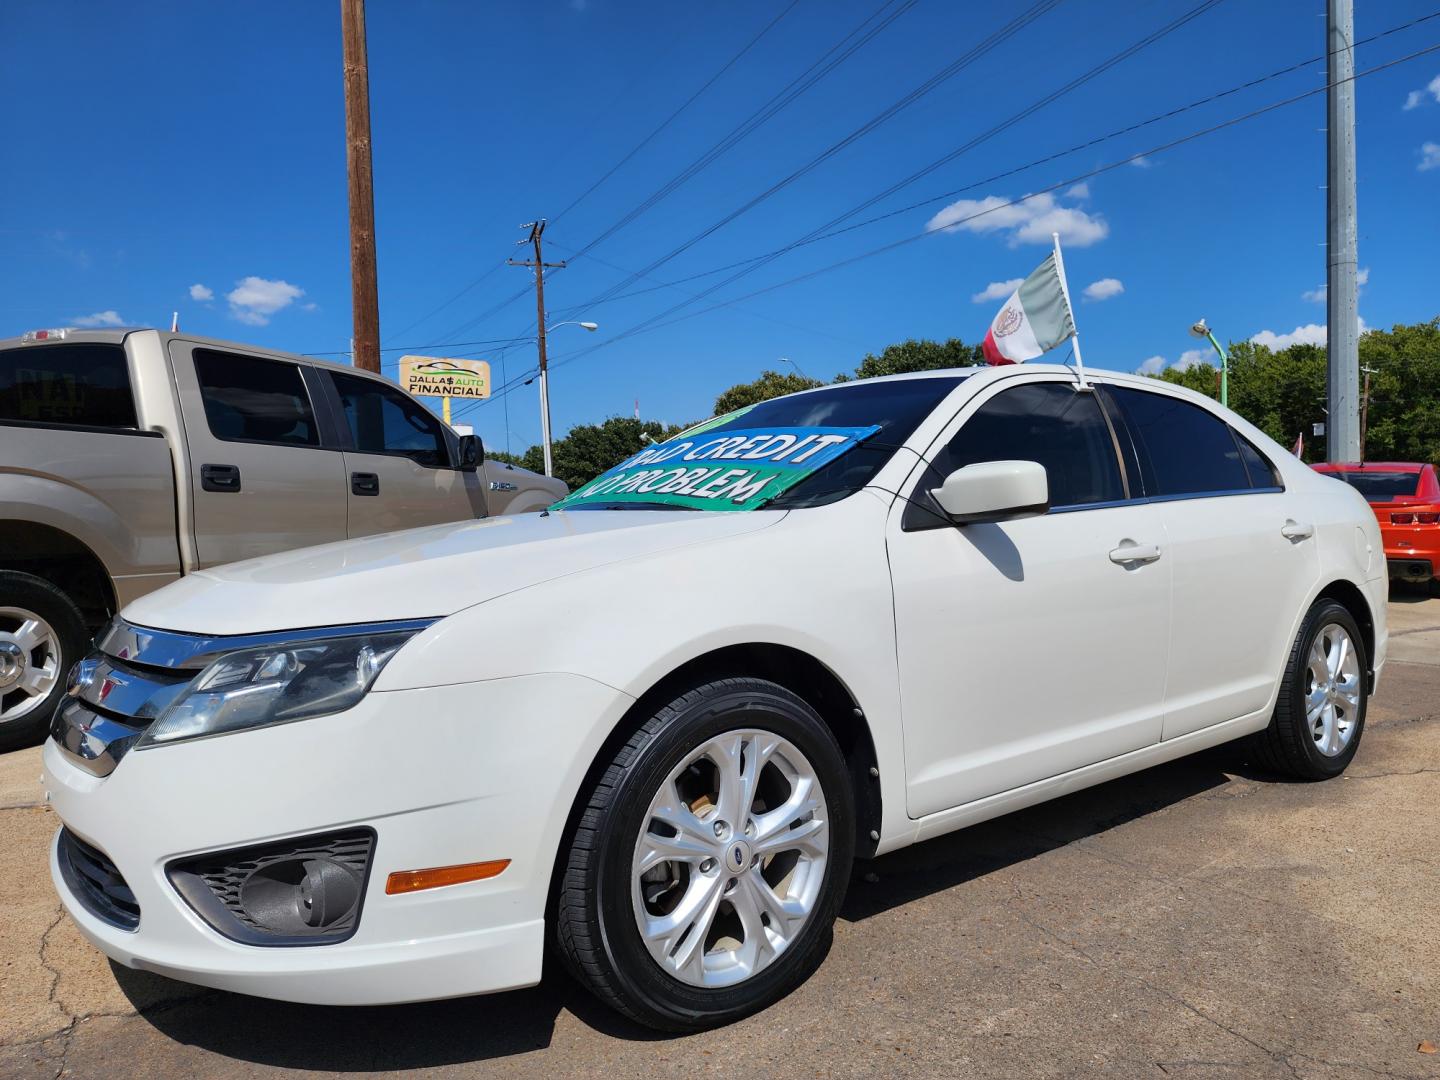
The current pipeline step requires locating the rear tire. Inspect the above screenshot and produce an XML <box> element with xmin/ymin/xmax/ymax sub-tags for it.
<box><xmin>0</xmin><ymin>572</ymin><xmax>87</xmax><ymax>753</ymax></box>
<box><xmin>554</xmin><ymin>677</ymin><xmax>854</xmax><ymax>1031</ymax></box>
<box><xmin>1248</xmin><ymin>599</ymin><xmax>1367</xmax><ymax>780</ymax></box>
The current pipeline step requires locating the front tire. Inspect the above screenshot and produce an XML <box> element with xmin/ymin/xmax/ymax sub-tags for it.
<box><xmin>555</xmin><ymin>677</ymin><xmax>855</xmax><ymax>1031</ymax></box>
<box><xmin>0</xmin><ymin>572</ymin><xmax>88</xmax><ymax>753</ymax></box>
<box><xmin>1248</xmin><ymin>599</ymin><xmax>1368</xmax><ymax>780</ymax></box>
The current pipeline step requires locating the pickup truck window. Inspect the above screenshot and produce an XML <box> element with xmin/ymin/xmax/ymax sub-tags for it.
<box><xmin>0</xmin><ymin>344</ymin><xmax>137</xmax><ymax>429</ymax></box>
<box><xmin>193</xmin><ymin>350</ymin><xmax>320</xmax><ymax>447</ymax></box>
<box><xmin>331</xmin><ymin>372</ymin><xmax>448</xmax><ymax>468</ymax></box>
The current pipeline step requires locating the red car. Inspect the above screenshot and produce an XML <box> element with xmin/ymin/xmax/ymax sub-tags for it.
<box><xmin>1311</xmin><ymin>461</ymin><xmax>1440</xmax><ymax>590</ymax></box>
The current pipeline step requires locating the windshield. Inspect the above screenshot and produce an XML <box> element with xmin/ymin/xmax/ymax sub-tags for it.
<box><xmin>1330</xmin><ymin>470</ymin><xmax>1421</xmax><ymax>501</ymax></box>
<box><xmin>555</xmin><ymin>375</ymin><xmax>966</xmax><ymax>512</ymax></box>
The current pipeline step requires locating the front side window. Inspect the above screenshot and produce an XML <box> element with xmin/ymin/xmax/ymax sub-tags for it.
<box><xmin>331</xmin><ymin>371</ymin><xmax>448</xmax><ymax>467</ymax></box>
<box><xmin>193</xmin><ymin>350</ymin><xmax>319</xmax><ymax>447</ymax></box>
<box><xmin>0</xmin><ymin>344</ymin><xmax>137</xmax><ymax>429</ymax></box>
<box><xmin>1106</xmin><ymin>386</ymin><xmax>1250</xmax><ymax>497</ymax></box>
<box><xmin>926</xmin><ymin>382</ymin><xmax>1124</xmax><ymax>511</ymax></box>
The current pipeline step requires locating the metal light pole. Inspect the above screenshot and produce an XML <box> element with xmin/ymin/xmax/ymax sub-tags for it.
<box><xmin>1190</xmin><ymin>319</ymin><xmax>1229</xmax><ymax>408</ymax></box>
<box><xmin>1326</xmin><ymin>0</ymin><xmax>1361</xmax><ymax>462</ymax></box>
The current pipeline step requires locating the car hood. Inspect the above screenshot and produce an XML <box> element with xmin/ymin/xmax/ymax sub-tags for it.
<box><xmin>123</xmin><ymin>510</ymin><xmax>784</xmax><ymax>635</ymax></box>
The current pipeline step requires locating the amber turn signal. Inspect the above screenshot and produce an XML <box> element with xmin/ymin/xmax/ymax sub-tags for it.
<box><xmin>385</xmin><ymin>859</ymin><xmax>511</xmax><ymax>895</ymax></box>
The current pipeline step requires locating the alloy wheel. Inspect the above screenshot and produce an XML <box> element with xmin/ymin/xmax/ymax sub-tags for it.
<box><xmin>631</xmin><ymin>728</ymin><xmax>829</xmax><ymax>988</ymax></box>
<box><xmin>0</xmin><ymin>606</ymin><xmax>61</xmax><ymax>726</ymax></box>
<box><xmin>1304</xmin><ymin>622</ymin><xmax>1362</xmax><ymax>757</ymax></box>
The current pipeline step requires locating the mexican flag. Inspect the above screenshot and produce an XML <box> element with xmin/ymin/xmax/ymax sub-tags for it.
<box><xmin>980</xmin><ymin>252</ymin><xmax>1077</xmax><ymax>366</ymax></box>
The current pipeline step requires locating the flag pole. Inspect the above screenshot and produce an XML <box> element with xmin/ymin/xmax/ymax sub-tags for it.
<box><xmin>1050</xmin><ymin>232</ymin><xmax>1089</xmax><ymax>391</ymax></box>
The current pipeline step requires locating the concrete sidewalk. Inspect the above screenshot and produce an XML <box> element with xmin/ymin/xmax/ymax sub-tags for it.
<box><xmin>3</xmin><ymin>595</ymin><xmax>1437</xmax><ymax>1079</ymax></box>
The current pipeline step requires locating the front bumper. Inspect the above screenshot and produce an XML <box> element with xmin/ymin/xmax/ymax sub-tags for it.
<box><xmin>42</xmin><ymin>673</ymin><xmax>633</xmax><ymax>1006</ymax></box>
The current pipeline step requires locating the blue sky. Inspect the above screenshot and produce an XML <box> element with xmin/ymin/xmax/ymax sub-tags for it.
<box><xmin>3</xmin><ymin>1</ymin><xmax>1438</xmax><ymax>455</ymax></box>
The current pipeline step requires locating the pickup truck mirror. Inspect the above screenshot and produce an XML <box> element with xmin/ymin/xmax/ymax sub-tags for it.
<box><xmin>930</xmin><ymin>460</ymin><xmax>1049</xmax><ymax>524</ymax></box>
<box><xmin>456</xmin><ymin>434</ymin><xmax>484</xmax><ymax>471</ymax></box>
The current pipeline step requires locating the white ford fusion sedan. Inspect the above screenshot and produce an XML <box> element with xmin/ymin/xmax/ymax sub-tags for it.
<box><xmin>45</xmin><ymin>364</ymin><xmax>1385</xmax><ymax>1031</ymax></box>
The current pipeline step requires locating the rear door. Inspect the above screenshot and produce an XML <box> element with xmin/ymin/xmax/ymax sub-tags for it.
<box><xmin>1102</xmin><ymin>384</ymin><xmax>1320</xmax><ymax>739</ymax></box>
<box><xmin>168</xmin><ymin>342</ymin><xmax>349</xmax><ymax>567</ymax></box>
<box><xmin>321</xmin><ymin>370</ymin><xmax>485</xmax><ymax>538</ymax></box>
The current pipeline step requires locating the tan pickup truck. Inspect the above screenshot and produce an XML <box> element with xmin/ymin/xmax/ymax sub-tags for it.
<box><xmin>0</xmin><ymin>327</ymin><xmax>565</xmax><ymax>748</ymax></box>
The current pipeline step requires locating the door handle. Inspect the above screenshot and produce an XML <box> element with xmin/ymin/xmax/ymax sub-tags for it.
<box><xmin>1109</xmin><ymin>540</ymin><xmax>1161</xmax><ymax>564</ymax></box>
<box><xmin>1281</xmin><ymin>520</ymin><xmax>1315</xmax><ymax>541</ymax></box>
<box><xmin>351</xmin><ymin>472</ymin><xmax>380</xmax><ymax>497</ymax></box>
<box><xmin>200</xmin><ymin>464</ymin><xmax>241</xmax><ymax>493</ymax></box>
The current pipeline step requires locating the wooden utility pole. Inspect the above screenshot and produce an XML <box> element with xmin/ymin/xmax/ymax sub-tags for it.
<box><xmin>341</xmin><ymin>0</ymin><xmax>381</xmax><ymax>372</ymax></box>
<box><xmin>509</xmin><ymin>221</ymin><xmax>566</xmax><ymax>476</ymax></box>
<box><xmin>1359</xmin><ymin>365</ymin><xmax>1374</xmax><ymax>462</ymax></box>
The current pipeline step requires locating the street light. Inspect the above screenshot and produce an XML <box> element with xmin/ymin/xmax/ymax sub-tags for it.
<box><xmin>1189</xmin><ymin>318</ymin><xmax>1230</xmax><ymax>408</ymax></box>
<box><xmin>535</xmin><ymin>320</ymin><xmax>599</xmax><ymax>476</ymax></box>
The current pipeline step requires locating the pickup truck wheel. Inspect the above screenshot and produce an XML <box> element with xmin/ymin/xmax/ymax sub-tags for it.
<box><xmin>1248</xmin><ymin>599</ymin><xmax>1367</xmax><ymax>781</ymax></box>
<box><xmin>555</xmin><ymin>678</ymin><xmax>854</xmax><ymax>1031</ymax></box>
<box><xmin>0</xmin><ymin>572</ymin><xmax>87</xmax><ymax>752</ymax></box>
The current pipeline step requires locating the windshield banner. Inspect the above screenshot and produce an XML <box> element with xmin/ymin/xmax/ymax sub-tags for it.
<box><xmin>550</xmin><ymin>425</ymin><xmax>881</xmax><ymax>512</ymax></box>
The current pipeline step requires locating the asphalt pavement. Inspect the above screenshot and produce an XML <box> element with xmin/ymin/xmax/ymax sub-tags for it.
<box><xmin>2</xmin><ymin>593</ymin><xmax>1437</xmax><ymax>1079</ymax></box>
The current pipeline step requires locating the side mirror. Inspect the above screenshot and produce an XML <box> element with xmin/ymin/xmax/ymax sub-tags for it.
<box><xmin>456</xmin><ymin>434</ymin><xmax>484</xmax><ymax>470</ymax></box>
<box><xmin>930</xmin><ymin>460</ymin><xmax>1049</xmax><ymax>524</ymax></box>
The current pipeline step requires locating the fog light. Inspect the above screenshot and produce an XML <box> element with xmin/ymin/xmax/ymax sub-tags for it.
<box><xmin>167</xmin><ymin>828</ymin><xmax>375</xmax><ymax>946</ymax></box>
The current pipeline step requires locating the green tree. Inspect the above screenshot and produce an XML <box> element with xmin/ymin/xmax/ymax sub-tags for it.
<box><xmin>853</xmin><ymin>337</ymin><xmax>980</xmax><ymax>380</ymax></box>
<box><xmin>539</xmin><ymin>416</ymin><xmax>690</xmax><ymax>491</ymax></box>
<box><xmin>712</xmin><ymin>369</ymin><xmax>822</xmax><ymax>416</ymax></box>
<box><xmin>484</xmin><ymin>449</ymin><xmax>529</xmax><ymax>468</ymax></box>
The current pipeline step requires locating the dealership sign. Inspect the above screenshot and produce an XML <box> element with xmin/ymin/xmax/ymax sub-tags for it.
<box><xmin>398</xmin><ymin>356</ymin><xmax>491</xmax><ymax>400</ymax></box>
<box><xmin>551</xmin><ymin>425</ymin><xmax>881</xmax><ymax>512</ymax></box>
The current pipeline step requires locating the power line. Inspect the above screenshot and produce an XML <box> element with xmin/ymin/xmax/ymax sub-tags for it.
<box><xmin>454</xmin><ymin>37</ymin><xmax>1440</xmax><ymax>421</ymax></box>
<box><xmin>549</xmin><ymin>0</ymin><xmax>804</xmax><ymax>226</ymax></box>
<box><xmin>555</xmin><ymin>8</ymin><xmax>1440</xmax><ymax>316</ymax></box>
<box><xmin>427</xmin><ymin>0</ymin><xmax>915</xmax><ymax>350</ymax></box>
<box><xmin>565</xmin><ymin>0</ymin><xmax>1069</xmax><ymax>315</ymax></box>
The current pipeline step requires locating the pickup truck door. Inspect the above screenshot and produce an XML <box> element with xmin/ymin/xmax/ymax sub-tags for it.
<box><xmin>168</xmin><ymin>341</ymin><xmax>350</xmax><ymax>568</ymax></box>
<box><xmin>320</xmin><ymin>369</ymin><xmax>486</xmax><ymax>538</ymax></box>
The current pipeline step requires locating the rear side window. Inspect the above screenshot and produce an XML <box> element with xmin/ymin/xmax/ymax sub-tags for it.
<box><xmin>331</xmin><ymin>371</ymin><xmax>448</xmax><ymax>467</ymax></box>
<box><xmin>1234</xmin><ymin>431</ymin><xmax>1281</xmax><ymax>489</ymax></box>
<box><xmin>929</xmin><ymin>382</ymin><xmax>1124</xmax><ymax>510</ymax></box>
<box><xmin>193</xmin><ymin>350</ymin><xmax>319</xmax><ymax>447</ymax></box>
<box><xmin>1107</xmin><ymin>387</ymin><xmax>1250</xmax><ymax>497</ymax></box>
<box><xmin>0</xmin><ymin>344</ymin><xmax>137</xmax><ymax>429</ymax></box>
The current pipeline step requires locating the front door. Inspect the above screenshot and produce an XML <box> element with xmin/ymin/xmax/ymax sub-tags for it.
<box><xmin>887</xmin><ymin>378</ymin><xmax>1171</xmax><ymax>819</ymax></box>
<box><xmin>324</xmin><ymin>369</ymin><xmax>485</xmax><ymax>538</ymax></box>
<box><xmin>168</xmin><ymin>342</ymin><xmax>349</xmax><ymax>568</ymax></box>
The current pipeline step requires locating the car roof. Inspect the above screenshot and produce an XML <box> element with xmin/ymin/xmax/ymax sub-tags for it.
<box><xmin>0</xmin><ymin>326</ymin><xmax>399</xmax><ymax>386</ymax></box>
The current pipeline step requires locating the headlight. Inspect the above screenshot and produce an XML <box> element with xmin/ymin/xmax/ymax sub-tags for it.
<box><xmin>137</xmin><ymin>630</ymin><xmax>420</xmax><ymax>748</ymax></box>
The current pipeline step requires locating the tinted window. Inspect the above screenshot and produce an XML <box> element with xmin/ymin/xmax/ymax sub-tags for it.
<box><xmin>194</xmin><ymin>350</ymin><xmax>319</xmax><ymax>446</ymax></box>
<box><xmin>928</xmin><ymin>382</ymin><xmax>1124</xmax><ymax>511</ymax></box>
<box><xmin>1108</xmin><ymin>386</ymin><xmax>1249</xmax><ymax>496</ymax></box>
<box><xmin>1331</xmin><ymin>470</ymin><xmax>1421</xmax><ymax>500</ymax></box>
<box><xmin>1235</xmin><ymin>431</ymin><xmax>1281</xmax><ymax>489</ymax></box>
<box><xmin>332</xmin><ymin>371</ymin><xmax>448</xmax><ymax>467</ymax></box>
<box><xmin>0</xmin><ymin>344</ymin><xmax>137</xmax><ymax>429</ymax></box>
<box><xmin>727</xmin><ymin>376</ymin><xmax>965</xmax><ymax>509</ymax></box>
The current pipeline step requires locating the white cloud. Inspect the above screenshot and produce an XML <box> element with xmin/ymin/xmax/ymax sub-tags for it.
<box><xmin>189</xmin><ymin>283</ymin><xmax>214</xmax><ymax>302</ymax></box>
<box><xmin>1137</xmin><ymin>355</ymin><xmax>1166</xmax><ymax>375</ymax></box>
<box><xmin>1420</xmin><ymin>142</ymin><xmax>1440</xmax><ymax>172</ymax></box>
<box><xmin>1065</xmin><ymin>182</ymin><xmax>1090</xmax><ymax>200</ymax></box>
<box><xmin>1302</xmin><ymin>266</ymin><xmax>1369</xmax><ymax>302</ymax></box>
<box><xmin>1402</xmin><ymin>73</ymin><xmax>1440</xmax><ymax>110</ymax></box>
<box><xmin>72</xmin><ymin>310</ymin><xmax>125</xmax><ymax>327</ymax></box>
<box><xmin>1082</xmin><ymin>277</ymin><xmax>1124</xmax><ymax>301</ymax></box>
<box><xmin>927</xmin><ymin>191</ymin><xmax>1108</xmax><ymax>248</ymax></box>
<box><xmin>1129</xmin><ymin>154</ymin><xmax>1153</xmax><ymax>169</ymax></box>
<box><xmin>1251</xmin><ymin>316</ymin><xmax>1369</xmax><ymax>351</ymax></box>
<box><xmin>971</xmin><ymin>278</ymin><xmax>1024</xmax><ymax>304</ymax></box>
<box><xmin>226</xmin><ymin>276</ymin><xmax>305</xmax><ymax>326</ymax></box>
<box><xmin>1176</xmin><ymin>348</ymin><xmax>1214</xmax><ymax>370</ymax></box>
